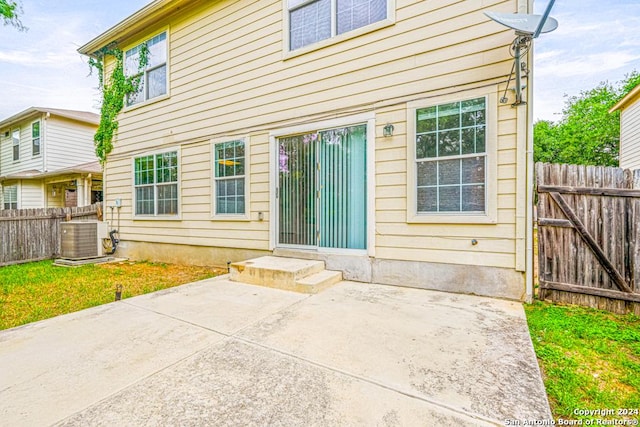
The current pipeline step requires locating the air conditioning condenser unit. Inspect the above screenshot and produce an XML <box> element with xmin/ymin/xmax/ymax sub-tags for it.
<box><xmin>60</xmin><ymin>221</ymin><xmax>108</xmax><ymax>260</ymax></box>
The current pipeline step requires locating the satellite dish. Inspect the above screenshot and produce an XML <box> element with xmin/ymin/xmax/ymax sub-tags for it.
<box><xmin>485</xmin><ymin>1</ymin><xmax>558</xmax><ymax>105</ymax></box>
<box><xmin>484</xmin><ymin>12</ymin><xmax>558</xmax><ymax>36</ymax></box>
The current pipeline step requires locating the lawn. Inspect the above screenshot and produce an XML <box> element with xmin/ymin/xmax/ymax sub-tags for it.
<box><xmin>525</xmin><ymin>300</ymin><xmax>640</xmax><ymax>422</ymax></box>
<box><xmin>0</xmin><ymin>260</ymin><xmax>224</xmax><ymax>330</ymax></box>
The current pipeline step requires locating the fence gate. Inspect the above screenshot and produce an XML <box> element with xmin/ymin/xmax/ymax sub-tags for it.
<box><xmin>536</xmin><ymin>162</ymin><xmax>640</xmax><ymax>315</ymax></box>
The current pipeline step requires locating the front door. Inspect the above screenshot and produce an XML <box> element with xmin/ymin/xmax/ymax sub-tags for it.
<box><xmin>277</xmin><ymin>124</ymin><xmax>367</xmax><ymax>250</ymax></box>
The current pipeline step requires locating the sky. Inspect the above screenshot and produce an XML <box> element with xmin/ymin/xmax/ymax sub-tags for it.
<box><xmin>1</xmin><ymin>1</ymin><xmax>640</xmax><ymax>123</ymax></box>
<box><xmin>533</xmin><ymin>0</ymin><xmax>640</xmax><ymax>122</ymax></box>
<box><xmin>0</xmin><ymin>0</ymin><xmax>149</xmax><ymax>119</ymax></box>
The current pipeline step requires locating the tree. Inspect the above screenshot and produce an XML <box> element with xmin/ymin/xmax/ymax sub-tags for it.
<box><xmin>1</xmin><ymin>0</ymin><xmax>25</xmax><ymax>30</ymax></box>
<box><xmin>534</xmin><ymin>71</ymin><xmax>640</xmax><ymax>166</ymax></box>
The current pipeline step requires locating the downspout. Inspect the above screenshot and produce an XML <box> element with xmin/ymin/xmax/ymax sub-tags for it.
<box><xmin>511</xmin><ymin>0</ymin><xmax>534</xmax><ymax>301</ymax></box>
<box><xmin>43</xmin><ymin>112</ymin><xmax>49</xmax><ymax>173</ymax></box>
<box><xmin>522</xmin><ymin>0</ymin><xmax>535</xmax><ymax>303</ymax></box>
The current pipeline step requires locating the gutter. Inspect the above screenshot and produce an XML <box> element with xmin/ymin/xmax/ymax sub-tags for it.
<box><xmin>78</xmin><ymin>0</ymin><xmax>165</xmax><ymax>55</ymax></box>
<box><xmin>78</xmin><ymin>0</ymin><xmax>194</xmax><ymax>56</ymax></box>
<box><xmin>0</xmin><ymin>107</ymin><xmax>43</xmax><ymax>130</ymax></box>
<box><xmin>0</xmin><ymin>166</ymin><xmax>102</xmax><ymax>182</ymax></box>
<box><xmin>610</xmin><ymin>83</ymin><xmax>640</xmax><ymax>113</ymax></box>
<box><xmin>0</xmin><ymin>108</ymin><xmax>98</xmax><ymax>131</ymax></box>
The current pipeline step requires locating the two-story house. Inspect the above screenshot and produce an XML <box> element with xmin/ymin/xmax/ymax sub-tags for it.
<box><xmin>79</xmin><ymin>0</ymin><xmax>536</xmax><ymax>300</ymax></box>
<box><xmin>0</xmin><ymin>107</ymin><xmax>102</xmax><ymax>209</ymax></box>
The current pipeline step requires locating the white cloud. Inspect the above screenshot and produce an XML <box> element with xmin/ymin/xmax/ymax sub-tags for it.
<box><xmin>536</xmin><ymin>51</ymin><xmax>640</xmax><ymax>79</ymax></box>
<box><xmin>0</xmin><ymin>48</ymin><xmax>83</xmax><ymax>67</ymax></box>
<box><xmin>534</xmin><ymin>50</ymin><xmax>562</xmax><ymax>62</ymax></box>
<box><xmin>533</xmin><ymin>0</ymin><xmax>640</xmax><ymax>121</ymax></box>
<box><xmin>0</xmin><ymin>0</ymin><xmax>152</xmax><ymax>119</ymax></box>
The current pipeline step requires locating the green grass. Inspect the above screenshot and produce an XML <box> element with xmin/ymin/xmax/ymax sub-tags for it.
<box><xmin>0</xmin><ymin>260</ymin><xmax>223</xmax><ymax>330</ymax></box>
<box><xmin>525</xmin><ymin>300</ymin><xmax>640</xmax><ymax>421</ymax></box>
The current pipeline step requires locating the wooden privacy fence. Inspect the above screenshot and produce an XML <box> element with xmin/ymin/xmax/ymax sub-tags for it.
<box><xmin>0</xmin><ymin>203</ymin><xmax>102</xmax><ymax>266</ymax></box>
<box><xmin>536</xmin><ymin>162</ymin><xmax>640</xmax><ymax>315</ymax></box>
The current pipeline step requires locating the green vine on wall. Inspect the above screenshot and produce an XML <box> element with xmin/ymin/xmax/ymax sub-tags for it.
<box><xmin>89</xmin><ymin>43</ymin><xmax>149</xmax><ymax>164</ymax></box>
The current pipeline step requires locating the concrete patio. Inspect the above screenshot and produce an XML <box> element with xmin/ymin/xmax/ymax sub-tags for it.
<box><xmin>0</xmin><ymin>276</ymin><xmax>551</xmax><ymax>426</ymax></box>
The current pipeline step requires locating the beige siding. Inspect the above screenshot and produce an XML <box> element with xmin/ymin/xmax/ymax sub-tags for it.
<box><xmin>0</xmin><ymin>119</ymin><xmax>44</xmax><ymax>176</ymax></box>
<box><xmin>45</xmin><ymin>117</ymin><xmax>98</xmax><ymax>171</ymax></box>
<box><xmin>374</xmin><ymin>91</ymin><xmax>518</xmax><ymax>270</ymax></box>
<box><xmin>19</xmin><ymin>180</ymin><xmax>45</xmax><ymax>208</ymax></box>
<box><xmin>102</xmin><ymin>0</ymin><xmax>526</xmax><ymax>270</ymax></box>
<box><xmin>619</xmin><ymin>98</ymin><xmax>640</xmax><ymax>170</ymax></box>
<box><xmin>110</xmin><ymin>0</ymin><xmax>514</xmax><ymax>153</ymax></box>
<box><xmin>106</xmin><ymin>133</ymin><xmax>271</xmax><ymax>250</ymax></box>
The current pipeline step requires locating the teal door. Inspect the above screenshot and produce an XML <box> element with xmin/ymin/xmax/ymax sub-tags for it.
<box><xmin>278</xmin><ymin>124</ymin><xmax>367</xmax><ymax>250</ymax></box>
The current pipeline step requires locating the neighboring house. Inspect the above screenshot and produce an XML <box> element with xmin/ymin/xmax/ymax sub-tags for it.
<box><xmin>0</xmin><ymin>108</ymin><xmax>102</xmax><ymax>209</ymax></box>
<box><xmin>79</xmin><ymin>0</ymin><xmax>536</xmax><ymax>300</ymax></box>
<box><xmin>610</xmin><ymin>83</ymin><xmax>640</xmax><ymax>170</ymax></box>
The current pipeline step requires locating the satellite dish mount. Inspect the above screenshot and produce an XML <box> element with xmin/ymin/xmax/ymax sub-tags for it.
<box><xmin>485</xmin><ymin>0</ymin><xmax>558</xmax><ymax>106</ymax></box>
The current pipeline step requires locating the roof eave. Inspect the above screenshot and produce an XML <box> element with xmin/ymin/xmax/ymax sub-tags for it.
<box><xmin>0</xmin><ymin>108</ymin><xmax>99</xmax><ymax>130</ymax></box>
<box><xmin>0</xmin><ymin>107</ymin><xmax>42</xmax><ymax>129</ymax></box>
<box><xmin>78</xmin><ymin>0</ymin><xmax>192</xmax><ymax>56</ymax></box>
<box><xmin>0</xmin><ymin>163</ymin><xmax>103</xmax><ymax>182</ymax></box>
<box><xmin>610</xmin><ymin>84</ymin><xmax>640</xmax><ymax>113</ymax></box>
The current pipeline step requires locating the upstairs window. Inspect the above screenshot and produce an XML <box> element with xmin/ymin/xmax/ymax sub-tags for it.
<box><xmin>288</xmin><ymin>0</ymin><xmax>388</xmax><ymax>51</ymax></box>
<box><xmin>12</xmin><ymin>128</ymin><xmax>19</xmax><ymax>161</ymax></box>
<box><xmin>32</xmin><ymin>121</ymin><xmax>41</xmax><ymax>157</ymax></box>
<box><xmin>134</xmin><ymin>151</ymin><xmax>178</xmax><ymax>216</ymax></box>
<box><xmin>125</xmin><ymin>31</ymin><xmax>168</xmax><ymax>106</ymax></box>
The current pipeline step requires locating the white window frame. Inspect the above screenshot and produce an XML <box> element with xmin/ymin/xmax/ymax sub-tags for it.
<box><xmin>407</xmin><ymin>88</ymin><xmax>498</xmax><ymax>224</ymax></box>
<box><xmin>131</xmin><ymin>147</ymin><xmax>181</xmax><ymax>220</ymax></box>
<box><xmin>124</xmin><ymin>29</ymin><xmax>170</xmax><ymax>109</ymax></box>
<box><xmin>283</xmin><ymin>0</ymin><xmax>395</xmax><ymax>57</ymax></box>
<box><xmin>269</xmin><ymin>112</ymin><xmax>376</xmax><ymax>257</ymax></box>
<box><xmin>32</xmin><ymin>120</ymin><xmax>41</xmax><ymax>157</ymax></box>
<box><xmin>211</xmin><ymin>137</ymin><xmax>250</xmax><ymax>221</ymax></box>
<box><xmin>12</xmin><ymin>128</ymin><xmax>20</xmax><ymax>161</ymax></box>
<box><xmin>3</xmin><ymin>183</ymin><xmax>18</xmax><ymax>210</ymax></box>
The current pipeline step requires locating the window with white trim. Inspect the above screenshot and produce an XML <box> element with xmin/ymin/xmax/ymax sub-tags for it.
<box><xmin>415</xmin><ymin>97</ymin><xmax>487</xmax><ymax>214</ymax></box>
<box><xmin>3</xmin><ymin>185</ymin><xmax>17</xmax><ymax>210</ymax></box>
<box><xmin>288</xmin><ymin>0</ymin><xmax>388</xmax><ymax>50</ymax></box>
<box><xmin>125</xmin><ymin>31</ymin><xmax>167</xmax><ymax>106</ymax></box>
<box><xmin>213</xmin><ymin>140</ymin><xmax>246</xmax><ymax>215</ymax></box>
<box><xmin>12</xmin><ymin>128</ymin><xmax>19</xmax><ymax>161</ymax></box>
<box><xmin>134</xmin><ymin>151</ymin><xmax>178</xmax><ymax>216</ymax></box>
<box><xmin>32</xmin><ymin>121</ymin><xmax>41</xmax><ymax>156</ymax></box>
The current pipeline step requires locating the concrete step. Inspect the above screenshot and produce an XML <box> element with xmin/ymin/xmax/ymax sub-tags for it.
<box><xmin>294</xmin><ymin>269</ymin><xmax>343</xmax><ymax>294</ymax></box>
<box><xmin>230</xmin><ymin>256</ymin><xmax>341</xmax><ymax>293</ymax></box>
